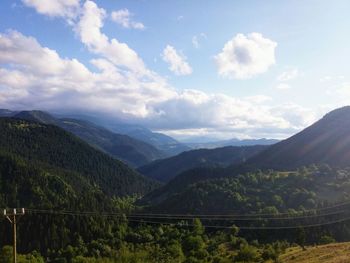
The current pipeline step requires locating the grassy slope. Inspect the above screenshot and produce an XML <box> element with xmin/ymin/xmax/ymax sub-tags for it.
<box><xmin>280</xmin><ymin>242</ymin><xmax>350</xmax><ymax>263</ymax></box>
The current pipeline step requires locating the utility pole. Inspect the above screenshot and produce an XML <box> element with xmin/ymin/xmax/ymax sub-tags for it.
<box><xmin>3</xmin><ymin>208</ymin><xmax>25</xmax><ymax>263</ymax></box>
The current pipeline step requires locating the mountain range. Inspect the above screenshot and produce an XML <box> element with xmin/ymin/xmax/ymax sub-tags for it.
<box><xmin>138</xmin><ymin>145</ymin><xmax>268</xmax><ymax>182</ymax></box>
<box><xmin>140</xmin><ymin>106</ymin><xmax>350</xmax><ymax>212</ymax></box>
<box><xmin>0</xmin><ymin>117</ymin><xmax>157</xmax><ymax>197</ymax></box>
<box><xmin>61</xmin><ymin>112</ymin><xmax>191</xmax><ymax>156</ymax></box>
<box><xmin>1</xmin><ymin>106</ymin><xmax>350</xmax><ymax>260</ymax></box>
<box><xmin>186</xmin><ymin>138</ymin><xmax>279</xmax><ymax>149</ymax></box>
<box><xmin>0</xmin><ymin>110</ymin><xmax>165</xmax><ymax>167</ymax></box>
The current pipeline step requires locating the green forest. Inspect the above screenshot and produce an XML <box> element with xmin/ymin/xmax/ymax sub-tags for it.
<box><xmin>1</xmin><ymin>115</ymin><xmax>350</xmax><ymax>262</ymax></box>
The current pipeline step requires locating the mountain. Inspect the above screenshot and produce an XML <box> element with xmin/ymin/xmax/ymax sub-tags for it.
<box><xmin>0</xmin><ymin>117</ymin><xmax>157</xmax><ymax>197</ymax></box>
<box><xmin>140</xmin><ymin>163</ymin><xmax>350</xmax><ymax>214</ymax></box>
<box><xmin>14</xmin><ymin>110</ymin><xmax>58</xmax><ymax>124</ymax></box>
<box><xmin>56</xmin><ymin>118</ymin><xmax>165</xmax><ymax>167</ymax></box>
<box><xmin>186</xmin><ymin>138</ymin><xmax>279</xmax><ymax>149</ymax></box>
<box><xmin>0</xmin><ymin>117</ymin><xmax>160</xmax><ymax>256</ymax></box>
<box><xmin>45</xmin><ymin>111</ymin><xmax>191</xmax><ymax>156</ymax></box>
<box><xmin>244</xmin><ymin>106</ymin><xmax>350</xmax><ymax>170</ymax></box>
<box><xmin>140</xmin><ymin>106</ymin><xmax>350</xmax><ymax>212</ymax></box>
<box><xmin>138</xmin><ymin>145</ymin><xmax>268</xmax><ymax>182</ymax></box>
<box><xmin>0</xmin><ymin>109</ymin><xmax>17</xmax><ymax>117</ymax></box>
<box><xmin>4</xmin><ymin>110</ymin><xmax>165</xmax><ymax>167</ymax></box>
<box><xmin>103</xmin><ymin>123</ymin><xmax>191</xmax><ymax>156</ymax></box>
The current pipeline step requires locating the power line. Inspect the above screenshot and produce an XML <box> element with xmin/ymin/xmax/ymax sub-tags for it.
<box><xmin>126</xmin><ymin>200</ymin><xmax>350</xmax><ymax>217</ymax></box>
<box><xmin>25</xmin><ymin>208</ymin><xmax>347</xmax><ymax>221</ymax></box>
<box><xmin>21</xmin><ymin>208</ymin><xmax>350</xmax><ymax>230</ymax></box>
<box><xmin>126</xmin><ymin>216</ymin><xmax>350</xmax><ymax>230</ymax></box>
<box><xmin>24</xmin><ymin>199</ymin><xmax>350</xmax><ymax>219</ymax></box>
<box><xmin>2</xmin><ymin>199</ymin><xmax>349</xmax><ymax>232</ymax></box>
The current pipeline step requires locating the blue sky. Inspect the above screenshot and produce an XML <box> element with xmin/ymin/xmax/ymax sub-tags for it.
<box><xmin>0</xmin><ymin>0</ymin><xmax>350</xmax><ymax>141</ymax></box>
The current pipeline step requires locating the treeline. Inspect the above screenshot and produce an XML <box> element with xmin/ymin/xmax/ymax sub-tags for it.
<box><xmin>1</xmin><ymin>217</ymin><xmax>290</xmax><ymax>263</ymax></box>
<box><xmin>0</xmin><ymin>159</ymin><xmax>348</xmax><ymax>262</ymax></box>
<box><xmin>143</xmin><ymin>164</ymin><xmax>350</xmax><ymax>215</ymax></box>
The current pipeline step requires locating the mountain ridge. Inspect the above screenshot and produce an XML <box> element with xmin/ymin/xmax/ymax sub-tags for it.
<box><xmin>244</xmin><ymin>106</ymin><xmax>350</xmax><ymax>170</ymax></box>
<box><xmin>0</xmin><ymin>117</ymin><xmax>158</xmax><ymax>197</ymax></box>
<box><xmin>0</xmin><ymin>110</ymin><xmax>166</xmax><ymax>167</ymax></box>
<box><xmin>138</xmin><ymin>145</ymin><xmax>268</xmax><ymax>182</ymax></box>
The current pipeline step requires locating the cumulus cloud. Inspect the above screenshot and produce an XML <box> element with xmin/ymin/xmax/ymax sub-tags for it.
<box><xmin>162</xmin><ymin>45</ymin><xmax>193</xmax><ymax>76</ymax></box>
<box><xmin>215</xmin><ymin>33</ymin><xmax>277</xmax><ymax>79</ymax></box>
<box><xmin>22</xmin><ymin>0</ymin><xmax>80</xmax><ymax>21</ymax></box>
<box><xmin>0</xmin><ymin>30</ymin><xmax>316</xmax><ymax>139</ymax></box>
<box><xmin>0</xmin><ymin>30</ymin><xmax>175</xmax><ymax>117</ymax></box>
<box><xmin>2</xmin><ymin>1</ymin><xmax>319</xmax><ymax>140</ymax></box>
<box><xmin>148</xmin><ymin>90</ymin><xmax>316</xmax><ymax>139</ymax></box>
<box><xmin>277</xmin><ymin>68</ymin><xmax>298</xmax><ymax>82</ymax></box>
<box><xmin>111</xmin><ymin>9</ymin><xmax>145</xmax><ymax>30</ymax></box>
<box><xmin>75</xmin><ymin>1</ymin><xmax>146</xmax><ymax>74</ymax></box>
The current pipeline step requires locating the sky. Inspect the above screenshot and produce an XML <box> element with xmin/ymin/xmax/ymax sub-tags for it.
<box><xmin>0</xmin><ymin>0</ymin><xmax>350</xmax><ymax>141</ymax></box>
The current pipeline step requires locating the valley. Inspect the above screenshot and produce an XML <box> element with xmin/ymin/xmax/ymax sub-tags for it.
<box><xmin>0</xmin><ymin>107</ymin><xmax>350</xmax><ymax>262</ymax></box>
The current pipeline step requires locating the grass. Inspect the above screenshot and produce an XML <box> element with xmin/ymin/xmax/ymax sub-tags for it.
<box><xmin>279</xmin><ymin>242</ymin><xmax>350</xmax><ymax>263</ymax></box>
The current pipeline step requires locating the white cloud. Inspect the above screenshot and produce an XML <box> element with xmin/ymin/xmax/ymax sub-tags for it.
<box><xmin>215</xmin><ymin>33</ymin><xmax>277</xmax><ymax>79</ymax></box>
<box><xmin>2</xmin><ymin>1</ymin><xmax>321</xmax><ymax>140</ymax></box>
<box><xmin>75</xmin><ymin>1</ymin><xmax>146</xmax><ymax>74</ymax></box>
<box><xmin>277</xmin><ymin>68</ymin><xmax>298</xmax><ymax>82</ymax></box>
<box><xmin>147</xmin><ymin>90</ymin><xmax>316</xmax><ymax>139</ymax></box>
<box><xmin>0</xmin><ymin>30</ymin><xmax>316</xmax><ymax>140</ymax></box>
<box><xmin>162</xmin><ymin>45</ymin><xmax>193</xmax><ymax>76</ymax></box>
<box><xmin>276</xmin><ymin>83</ymin><xmax>291</xmax><ymax>90</ymax></box>
<box><xmin>111</xmin><ymin>9</ymin><xmax>145</xmax><ymax>30</ymax></box>
<box><xmin>0</xmin><ymin>30</ymin><xmax>175</xmax><ymax>118</ymax></box>
<box><xmin>22</xmin><ymin>0</ymin><xmax>80</xmax><ymax>21</ymax></box>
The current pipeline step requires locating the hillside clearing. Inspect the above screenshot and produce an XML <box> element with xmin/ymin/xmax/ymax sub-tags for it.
<box><xmin>280</xmin><ymin>242</ymin><xmax>350</xmax><ymax>263</ymax></box>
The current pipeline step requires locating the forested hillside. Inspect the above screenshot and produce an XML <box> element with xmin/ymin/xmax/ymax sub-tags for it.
<box><xmin>57</xmin><ymin>118</ymin><xmax>165</xmax><ymax>167</ymax></box>
<box><xmin>138</xmin><ymin>145</ymin><xmax>268</xmax><ymax>182</ymax></box>
<box><xmin>8</xmin><ymin>110</ymin><xmax>166</xmax><ymax>167</ymax></box>
<box><xmin>104</xmin><ymin>122</ymin><xmax>191</xmax><ymax>156</ymax></box>
<box><xmin>2</xmin><ymin>109</ymin><xmax>350</xmax><ymax>262</ymax></box>
<box><xmin>244</xmin><ymin>106</ymin><xmax>350</xmax><ymax>170</ymax></box>
<box><xmin>141</xmin><ymin>164</ymin><xmax>350</xmax><ymax>213</ymax></box>
<box><xmin>0</xmin><ymin>118</ymin><xmax>157</xmax><ymax>196</ymax></box>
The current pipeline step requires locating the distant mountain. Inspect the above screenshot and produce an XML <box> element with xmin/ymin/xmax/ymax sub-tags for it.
<box><xmin>140</xmin><ymin>106</ymin><xmax>350</xmax><ymax>211</ymax></box>
<box><xmin>244</xmin><ymin>106</ymin><xmax>350</xmax><ymax>170</ymax></box>
<box><xmin>0</xmin><ymin>109</ymin><xmax>17</xmax><ymax>117</ymax></box>
<box><xmin>14</xmin><ymin>110</ymin><xmax>59</xmax><ymax>124</ymax></box>
<box><xmin>0</xmin><ymin>117</ymin><xmax>157</xmax><ymax>197</ymax></box>
<box><xmin>103</xmin><ymin>123</ymin><xmax>191</xmax><ymax>156</ymax></box>
<box><xmin>56</xmin><ymin>118</ymin><xmax>165</xmax><ymax>167</ymax></box>
<box><xmin>138</xmin><ymin>145</ymin><xmax>268</xmax><ymax>182</ymax></box>
<box><xmin>56</xmin><ymin>112</ymin><xmax>191</xmax><ymax>156</ymax></box>
<box><xmin>186</xmin><ymin>138</ymin><xmax>279</xmax><ymax>149</ymax></box>
<box><xmin>1</xmin><ymin>110</ymin><xmax>165</xmax><ymax>167</ymax></box>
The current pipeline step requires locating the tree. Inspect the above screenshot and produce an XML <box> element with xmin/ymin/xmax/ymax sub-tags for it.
<box><xmin>235</xmin><ymin>245</ymin><xmax>260</xmax><ymax>262</ymax></box>
<box><xmin>0</xmin><ymin>246</ymin><xmax>12</xmax><ymax>263</ymax></box>
<box><xmin>296</xmin><ymin>227</ymin><xmax>306</xmax><ymax>250</ymax></box>
<box><xmin>193</xmin><ymin>219</ymin><xmax>204</xmax><ymax>236</ymax></box>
